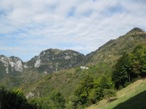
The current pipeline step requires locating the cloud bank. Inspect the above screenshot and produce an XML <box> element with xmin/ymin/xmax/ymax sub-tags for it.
<box><xmin>0</xmin><ymin>0</ymin><xmax>146</xmax><ymax>61</ymax></box>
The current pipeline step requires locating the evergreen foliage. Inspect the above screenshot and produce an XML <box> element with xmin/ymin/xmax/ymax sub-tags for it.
<box><xmin>112</xmin><ymin>44</ymin><xmax>146</xmax><ymax>89</ymax></box>
<box><xmin>0</xmin><ymin>87</ymin><xmax>37</xmax><ymax>109</ymax></box>
<box><xmin>29</xmin><ymin>91</ymin><xmax>66</xmax><ymax>109</ymax></box>
<box><xmin>74</xmin><ymin>75</ymin><xmax>115</xmax><ymax>108</ymax></box>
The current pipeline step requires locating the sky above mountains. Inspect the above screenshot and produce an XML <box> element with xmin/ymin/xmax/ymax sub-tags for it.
<box><xmin>0</xmin><ymin>0</ymin><xmax>146</xmax><ymax>61</ymax></box>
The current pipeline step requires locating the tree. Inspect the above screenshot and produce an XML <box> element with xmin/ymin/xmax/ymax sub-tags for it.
<box><xmin>97</xmin><ymin>75</ymin><xmax>113</xmax><ymax>89</ymax></box>
<box><xmin>112</xmin><ymin>44</ymin><xmax>146</xmax><ymax>89</ymax></box>
<box><xmin>103</xmin><ymin>89</ymin><xmax>116</xmax><ymax>99</ymax></box>
<box><xmin>75</xmin><ymin>75</ymin><xmax>94</xmax><ymax>105</ymax></box>
<box><xmin>0</xmin><ymin>87</ymin><xmax>37</xmax><ymax>109</ymax></box>
<box><xmin>50</xmin><ymin>91</ymin><xmax>66</xmax><ymax>109</ymax></box>
<box><xmin>88</xmin><ymin>88</ymin><xmax>102</xmax><ymax>104</ymax></box>
<box><xmin>74</xmin><ymin>74</ymin><xmax>115</xmax><ymax>107</ymax></box>
<box><xmin>112</xmin><ymin>54</ymin><xmax>130</xmax><ymax>89</ymax></box>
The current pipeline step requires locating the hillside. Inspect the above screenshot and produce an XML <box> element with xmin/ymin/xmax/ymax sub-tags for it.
<box><xmin>22</xmin><ymin>68</ymin><xmax>81</xmax><ymax>99</ymax></box>
<box><xmin>86</xmin><ymin>79</ymin><xmax>146</xmax><ymax>109</ymax></box>
<box><xmin>22</xmin><ymin>63</ymin><xmax>110</xmax><ymax>100</ymax></box>
<box><xmin>86</xmin><ymin>27</ymin><xmax>146</xmax><ymax>66</ymax></box>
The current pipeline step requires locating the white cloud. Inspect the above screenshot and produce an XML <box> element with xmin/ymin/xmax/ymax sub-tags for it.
<box><xmin>0</xmin><ymin>0</ymin><xmax>146</xmax><ymax>61</ymax></box>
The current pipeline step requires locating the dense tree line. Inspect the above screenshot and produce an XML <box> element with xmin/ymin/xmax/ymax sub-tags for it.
<box><xmin>112</xmin><ymin>44</ymin><xmax>146</xmax><ymax>89</ymax></box>
<box><xmin>0</xmin><ymin>87</ymin><xmax>37</xmax><ymax>109</ymax></box>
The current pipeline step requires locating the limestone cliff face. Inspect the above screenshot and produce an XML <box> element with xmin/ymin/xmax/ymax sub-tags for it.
<box><xmin>0</xmin><ymin>55</ymin><xmax>24</xmax><ymax>74</ymax></box>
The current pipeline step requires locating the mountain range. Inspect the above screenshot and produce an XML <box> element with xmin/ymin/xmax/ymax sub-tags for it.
<box><xmin>1</xmin><ymin>27</ymin><xmax>146</xmax><ymax>75</ymax></box>
<box><xmin>0</xmin><ymin>27</ymin><xmax>146</xmax><ymax>91</ymax></box>
<box><xmin>0</xmin><ymin>49</ymin><xmax>85</xmax><ymax>75</ymax></box>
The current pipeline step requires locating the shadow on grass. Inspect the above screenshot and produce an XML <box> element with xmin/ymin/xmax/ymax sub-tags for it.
<box><xmin>113</xmin><ymin>91</ymin><xmax>146</xmax><ymax>109</ymax></box>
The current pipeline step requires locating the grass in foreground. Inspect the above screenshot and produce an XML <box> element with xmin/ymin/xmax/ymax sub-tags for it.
<box><xmin>86</xmin><ymin>79</ymin><xmax>146</xmax><ymax>109</ymax></box>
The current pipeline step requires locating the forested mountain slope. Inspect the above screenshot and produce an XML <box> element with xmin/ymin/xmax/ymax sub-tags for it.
<box><xmin>86</xmin><ymin>27</ymin><xmax>146</xmax><ymax>66</ymax></box>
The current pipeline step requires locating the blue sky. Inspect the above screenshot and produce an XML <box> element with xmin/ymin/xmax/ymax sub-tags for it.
<box><xmin>0</xmin><ymin>0</ymin><xmax>146</xmax><ymax>61</ymax></box>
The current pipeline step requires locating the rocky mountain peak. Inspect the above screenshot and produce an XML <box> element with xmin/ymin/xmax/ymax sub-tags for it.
<box><xmin>0</xmin><ymin>55</ymin><xmax>24</xmax><ymax>74</ymax></box>
<box><xmin>87</xmin><ymin>27</ymin><xmax>146</xmax><ymax>66</ymax></box>
<box><xmin>40</xmin><ymin>49</ymin><xmax>63</xmax><ymax>57</ymax></box>
<box><xmin>26</xmin><ymin>48</ymin><xmax>85</xmax><ymax>73</ymax></box>
<box><xmin>9</xmin><ymin>56</ymin><xmax>24</xmax><ymax>72</ymax></box>
<box><xmin>126</xmin><ymin>27</ymin><xmax>145</xmax><ymax>35</ymax></box>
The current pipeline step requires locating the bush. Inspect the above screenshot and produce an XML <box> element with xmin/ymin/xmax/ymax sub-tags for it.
<box><xmin>103</xmin><ymin>89</ymin><xmax>116</xmax><ymax>99</ymax></box>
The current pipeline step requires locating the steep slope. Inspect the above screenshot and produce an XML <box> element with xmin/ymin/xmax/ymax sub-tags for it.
<box><xmin>23</xmin><ymin>68</ymin><xmax>81</xmax><ymax>99</ymax></box>
<box><xmin>86</xmin><ymin>79</ymin><xmax>146</xmax><ymax>109</ymax></box>
<box><xmin>86</xmin><ymin>27</ymin><xmax>146</xmax><ymax>66</ymax></box>
<box><xmin>26</xmin><ymin>49</ymin><xmax>85</xmax><ymax>73</ymax></box>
